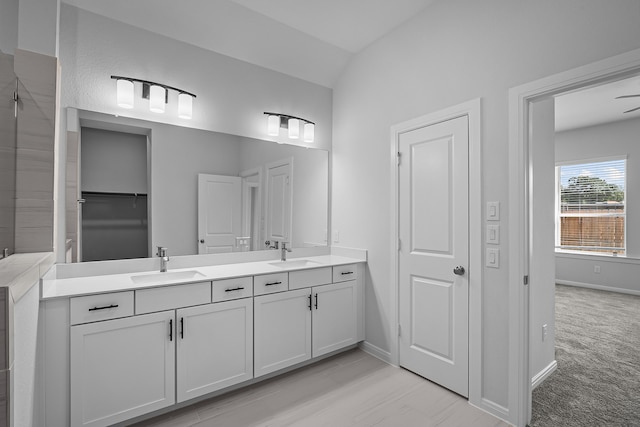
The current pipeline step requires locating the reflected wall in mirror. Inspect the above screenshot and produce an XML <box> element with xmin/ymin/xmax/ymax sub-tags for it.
<box><xmin>66</xmin><ymin>109</ymin><xmax>329</xmax><ymax>262</ymax></box>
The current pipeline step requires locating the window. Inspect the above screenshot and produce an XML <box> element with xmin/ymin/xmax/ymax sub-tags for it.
<box><xmin>556</xmin><ymin>158</ymin><xmax>626</xmax><ymax>255</ymax></box>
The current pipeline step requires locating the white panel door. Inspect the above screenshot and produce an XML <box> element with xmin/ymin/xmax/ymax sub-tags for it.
<box><xmin>198</xmin><ymin>174</ymin><xmax>242</xmax><ymax>254</ymax></box>
<box><xmin>70</xmin><ymin>311</ymin><xmax>175</xmax><ymax>427</ymax></box>
<box><xmin>312</xmin><ymin>281</ymin><xmax>358</xmax><ymax>358</ymax></box>
<box><xmin>265</xmin><ymin>159</ymin><xmax>292</xmax><ymax>244</ymax></box>
<box><xmin>254</xmin><ymin>288</ymin><xmax>311</xmax><ymax>377</ymax></box>
<box><xmin>176</xmin><ymin>299</ymin><xmax>253</xmax><ymax>402</ymax></box>
<box><xmin>398</xmin><ymin>115</ymin><xmax>469</xmax><ymax>397</ymax></box>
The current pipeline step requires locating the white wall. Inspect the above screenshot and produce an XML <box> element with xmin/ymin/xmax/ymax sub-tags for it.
<box><xmin>58</xmin><ymin>4</ymin><xmax>332</xmax><ymax>149</ymax></box>
<box><xmin>331</xmin><ymin>0</ymin><xmax>640</xmax><ymax>420</ymax></box>
<box><xmin>529</xmin><ymin>98</ymin><xmax>556</xmax><ymax>385</ymax></box>
<box><xmin>555</xmin><ymin>117</ymin><xmax>640</xmax><ymax>293</ymax></box>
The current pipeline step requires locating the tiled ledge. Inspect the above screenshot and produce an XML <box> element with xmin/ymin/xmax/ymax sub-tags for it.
<box><xmin>0</xmin><ymin>252</ymin><xmax>54</xmax><ymax>302</ymax></box>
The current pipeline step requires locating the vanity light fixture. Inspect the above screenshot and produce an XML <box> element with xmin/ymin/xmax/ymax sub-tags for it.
<box><xmin>111</xmin><ymin>75</ymin><xmax>196</xmax><ymax>119</ymax></box>
<box><xmin>263</xmin><ymin>112</ymin><xmax>315</xmax><ymax>143</ymax></box>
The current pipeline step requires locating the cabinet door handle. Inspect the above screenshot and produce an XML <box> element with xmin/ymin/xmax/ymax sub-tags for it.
<box><xmin>180</xmin><ymin>317</ymin><xmax>184</xmax><ymax>339</ymax></box>
<box><xmin>225</xmin><ymin>286</ymin><xmax>245</xmax><ymax>292</ymax></box>
<box><xmin>88</xmin><ymin>304</ymin><xmax>118</xmax><ymax>312</ymax></box>
<box><xmin>308</xmin><ymin>294</ymin><xmax>312</xmax><ymax>311</ymax></box>
<box><xmin>314</xmin><ymin>293</ymin><xmax>318</xmax><ymax>309</ymax></box>
<box><xmin>341</xmin><ymin>271</ymin><xmax>354</xmax><ymax>276</ymax></box>
<box><xmin>169</xmin><ymin>319</ymin><xmax>173</xmax><ymax>341</ymax></box>
<box><xmin>265</xmin><ymin>281</ymin><xmax>282</xmax><ymax>286</ymax></box>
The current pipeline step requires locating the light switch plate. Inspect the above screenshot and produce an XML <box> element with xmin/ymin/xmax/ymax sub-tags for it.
<box><xmin>487</xmin><ymin>201</ymin><xmax>500</xmax><ymax>221</ymax></box>
<box><xmin>486</xmin><ymin>248</ymin><xmax>500</xmax><ymax>268</ymax></box>
<box><xmin>487</xmin><ymin>224</ymin><xmax>500</xmax><ymax>244</ymax></box>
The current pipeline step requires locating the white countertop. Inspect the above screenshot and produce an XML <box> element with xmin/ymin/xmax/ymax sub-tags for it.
<box><xmin>41</xmin><ymin>254</ymin><xmax>364</xmax><ymax>300</ymax></box>
<box><xmin>1</xmin><ymin>252</ymin><xmax>55</xmax><ymax>302</ymax></box>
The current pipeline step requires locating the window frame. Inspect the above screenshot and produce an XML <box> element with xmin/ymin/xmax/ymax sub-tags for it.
<box><xmin>555</xmin><ymin>155</ymin><xmax>627</xmax><ymax>256</ymax></box>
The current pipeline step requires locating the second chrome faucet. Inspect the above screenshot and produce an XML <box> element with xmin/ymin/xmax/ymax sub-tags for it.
<box><xmin>156</xmin><ymin>246</ymin><xmax>169</xmax><ymax>272</ymax></box>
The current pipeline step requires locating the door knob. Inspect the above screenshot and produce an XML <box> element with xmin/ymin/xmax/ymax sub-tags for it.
<box><xmin>453</xmin><ymin>266</ymin><xmax>465</xmax><ymax>276</ymax></box>
<box><xmin>199</xmin><ymin>239</ymin><xmax>204</xmax><ymax>244</ymax></box>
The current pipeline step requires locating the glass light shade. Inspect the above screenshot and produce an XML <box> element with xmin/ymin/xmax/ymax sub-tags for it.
<box><xmin>303</xmin><ymin>122</ymin><xmax>315</xmax><ymax>143</ymax></box>
<box><xmin>116</xmin><ymin>79</ymin><xmax>134</xmax><ymax>109</ymax></box>
<box><xmin>178</xmin><ymin>93</ymin><xmax>193</xmax><ymax>119</ymax></box>
<box><xmin>149</xmin><ymin>85</ymin><xmax>165</xmax><ymax>113</ymax></box>
<box><xmin>288</xmin><ymin>118</ymin><xmax>300</xmax><ymax>139</ymax></box>
<box><xmin>267</xmin><ymin>115</ymin><xmax>280</xmax><ymax>136</ymax></box>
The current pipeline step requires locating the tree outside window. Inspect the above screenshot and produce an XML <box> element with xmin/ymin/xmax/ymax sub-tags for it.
<box><xmin>557</xmin><ymin>159</ymin><xmax>626</xmax><ymax>255</ymax></box>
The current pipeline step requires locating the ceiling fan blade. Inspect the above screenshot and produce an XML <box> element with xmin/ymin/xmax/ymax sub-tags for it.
<box><xmin>623</xmin><ymin>106</ymin><xmax>640</xmax><ymax>114</ymax></box>
<box><xmin>615</xmin><ymin>94</ymin><xmax>640</xmax><ymax>99</ymax></box>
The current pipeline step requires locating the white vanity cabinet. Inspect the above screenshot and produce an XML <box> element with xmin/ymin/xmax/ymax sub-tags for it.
<box><xmin>176</xmin><ymin>297</ymin><xmax>253</xmax><ymax>402</ymax></box>
<box><xmin>254</xmin><ymin>265</ymin><xmax>359</xmax><ymax>378</ymax></box>
<box><xmin>254</xmin><ymin>288</ymin><xmax>313</xmax><ymax>377</ymax></box>
<box><xmin>70</xmin><ymin>310</ymin><xmax>175</xmax><ymax>427</ymax></box>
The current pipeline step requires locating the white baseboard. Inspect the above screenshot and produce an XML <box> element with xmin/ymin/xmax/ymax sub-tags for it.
<box><xmin>359</xmin><ymin>341</ymin><xmax>393</xmax><ymax>365</ymax></box>
<box><xmin>468</xmin><ymin>398</ymin><xmax>511</xmax><ymax>425</ymax></box>
<box><xmin>556</xmin><ymin>280</ymin><xmax>640</xmax><ymax>296</ymax></box>
<box><xmin>531</xmin><ymin>360</ymin><xmax>557</xmax><ymax>390</ymax></box>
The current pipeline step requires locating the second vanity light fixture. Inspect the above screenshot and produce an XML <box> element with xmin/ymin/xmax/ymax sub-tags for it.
<box><xmin>264</xmin><ymin>112</ymin><xmax>315</xmax><ymax>143</ymax></box>
<box><xmin>111</xmin><ymin>75</ymin><xmax>196</xmax><ymax>119</ymax></box>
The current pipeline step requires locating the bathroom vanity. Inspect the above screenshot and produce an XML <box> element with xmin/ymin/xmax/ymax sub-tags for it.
<box><xmin>40</xmin><ymin>249</ymin><xmax>366</xmax><ymax>427</ymax></box>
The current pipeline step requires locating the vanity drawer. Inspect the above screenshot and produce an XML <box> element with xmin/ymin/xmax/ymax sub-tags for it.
<box><xmin>289</xmin><ymin>267</ymin><xmax>332</xmax><ymax>290</ymax></box>
<box><xmin>212</xmin><ymin>276</ymin><xmax>253</xmax><ymax>302</ymax></box>
<box><xmin>136</xmin><ymin>281</ymin><xmax>211</xmax><ymax>314</ymax></box>
<box><xmin>333</xmin><ymin>264</ymin><xmax>358</xmax><ymax>283</ymax></box>
<box><xmin>70</xmin><ymin>291</ymin><xmax>134</xmax><ymax>325</ymax></box>
<box><xmin>253</xmin><ymin>272</ymin><xmax>288</xmax><ymax>295</ymax></box>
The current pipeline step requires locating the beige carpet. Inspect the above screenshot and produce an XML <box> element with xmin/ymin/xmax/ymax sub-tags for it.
<box><xmin>530</xmin><ymin>284</ymin><xmax>640</xmax><ymax>426</ymax></box>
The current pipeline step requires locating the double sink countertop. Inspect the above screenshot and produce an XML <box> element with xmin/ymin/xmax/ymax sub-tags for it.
<box><xmin>41</xmin><ymin>250</ymin><xmax>366</xmax><ymax>300</ymax></box>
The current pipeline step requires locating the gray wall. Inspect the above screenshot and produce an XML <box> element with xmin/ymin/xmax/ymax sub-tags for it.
<box><xmin>555</xmin><ymin>117</ymin><xmax>640</xmax><ymax>294</ymax></box>
<box><xmin>331</xmin><ymin>0</ymin><xmax>640</xmax><ymax>418</ymax></box>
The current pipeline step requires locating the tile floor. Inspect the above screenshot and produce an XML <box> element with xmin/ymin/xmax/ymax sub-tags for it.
<box><xmin>130</xmin><ymin>349</ymin><xmax>510</xmax><ymax>427</ymax></box>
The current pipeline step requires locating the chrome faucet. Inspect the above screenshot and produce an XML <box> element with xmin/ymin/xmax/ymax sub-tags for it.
<box><xmin>280</xmin><ymin>242</ymin><xmax>292</xmax><ymax>262</ymax></box>
<box><xmin>156</xmin><ymin>246</ymin><xmax>169</xmax><ymax>272</ymax></box>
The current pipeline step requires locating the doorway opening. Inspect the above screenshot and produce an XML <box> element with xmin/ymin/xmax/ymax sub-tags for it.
<box><xmin>79</xmin><ymin>127</ymin><xmax>150</xmax><ymax>261</ymax></box>
<box><xmin>508</xmin><ymin>47</ymin><xmax>640</xmax><ymax>427</ymax></box>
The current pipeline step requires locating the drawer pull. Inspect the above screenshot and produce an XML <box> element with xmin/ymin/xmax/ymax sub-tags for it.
<box><xmin>314</xmin><ymin>293</ymin><xmax>318</xmax><ymax>309</ymax></box>
<box><xmin>341</xmin><ymin>271</ymin><xmax>354</xmax><ymax>276</ymax></box>
<box><xmin>180</xmin><ymin>317</ymin><xmax>184</xmax><ymax>339</ymax></box>
<box><xmin>308</xmin><ymin>294</ymin><xmax>312</xmax><ymax>311</ymax></box>
<box><xmin>225</xmin><ymin>286</ymin><xmax>245</xmax><ymax>292</ymax></box>
<box><xmin>88</xmin><ymin>304</ymin><xmax>119</xmax><ymax>312</ymax></box>
<box><xmin>265</xmin><ymin>281</ymin><xmax>282</xmax><ymax>286</ymax></box>
<box><xmin>169</xmin><ymin>319</ymin><xmax>173</xmax><ymax>341</ymax></box>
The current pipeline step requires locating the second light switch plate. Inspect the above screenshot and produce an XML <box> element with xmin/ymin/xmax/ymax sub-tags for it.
<box><xmin>487</xmin><ymin>224</ymin><xmax>500</xmax><ymax>244</ymax></box>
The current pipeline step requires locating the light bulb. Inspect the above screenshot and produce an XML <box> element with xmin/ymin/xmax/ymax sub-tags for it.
<box><xmin>149</xmin><ymin>85</ymin><xmax>165</xmax><ymax>113</ymax></box>
<box><xmin>288</xmin><ymin>118</ymin><xmax>300</xmax><ymax>139</ymax></box>
<box><xmin>178</xmin><ymin>93</ymin><xmax>193</xmax><ymax>119</ymax></box>
<box><xmin>303</xmin><ymin>122</ymin><xmax>314</xmax><ymax>143</ymax></box>
<box><xmin>267</xmin><ymin>115</ymin><xmax>280</xmax><ymax>136</ymax></box>
<box><xmin>116</xmin><ymin>79</ymin><xmax>134</xmax><ymax>109</ymax></box>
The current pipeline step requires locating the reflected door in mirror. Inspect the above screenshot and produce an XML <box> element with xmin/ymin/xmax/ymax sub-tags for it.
<box><xmin>265</xmin><ymin>158</ymin><xmax>292</xmax><ymax>246</ymax></box>
<box><xmin>198</xmin><ymin>174</ymin><xmax>242</xmax><ymax>254</ymax></box>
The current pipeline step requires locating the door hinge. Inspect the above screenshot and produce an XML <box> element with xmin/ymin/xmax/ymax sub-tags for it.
<box><xmin>398</xmin><ymin>324</ymin><xmax>401</xmax><ymax>337</ymax></box>
<box><xmin>523</xmin><ymin>275</ymin><xmax>529</xmax><ymax>286</ymax></box>
<box><xmin>398</xmin><ymin>238</ymin><xmax>402</xmax><ymax>251</ymax></box>
<box><xmin>397</xmin><ymin>152</ymin><xmax>402</xmax><ymax>166</ymax></box>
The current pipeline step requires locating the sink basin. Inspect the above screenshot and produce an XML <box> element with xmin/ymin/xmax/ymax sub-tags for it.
<box><xmin>269</xmin><ymin>259</ymin><xmax>323</xmax><ymax>269</ymax></box>
<box><xmin>130</xmin><ymin>270</ymin><xmax>205</xmax><ymax>284</ymax></box>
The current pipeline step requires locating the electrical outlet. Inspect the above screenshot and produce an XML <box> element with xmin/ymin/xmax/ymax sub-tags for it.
<box><xmin>542</xmin><ymin>324</ymin><xmax>548</xmax><ymax>342</ymax></box>
<box><xmin>594</xmin><ymin>265</ymin><xmax>601</xmax><ymax>274</ymax></box>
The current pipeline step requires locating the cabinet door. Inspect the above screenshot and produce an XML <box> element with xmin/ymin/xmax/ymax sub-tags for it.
<box><xmin>254</xmin><ymin>288</ymin><xmax>311</xmax><ymax>377</ymax></box>
<box><xmin>176</xmin><ymin>299</ymin><xmax>253</xmax><ymax>403</ymax></box>
<box><xmin>70</xmin><ymin>311</ymin><xmax>175</xmax><ymax>427</ymax></box>
<box><xmin>312</xmin><ymin>281</ymin><xmax>358</xmax><ymax>358</ymax></box>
